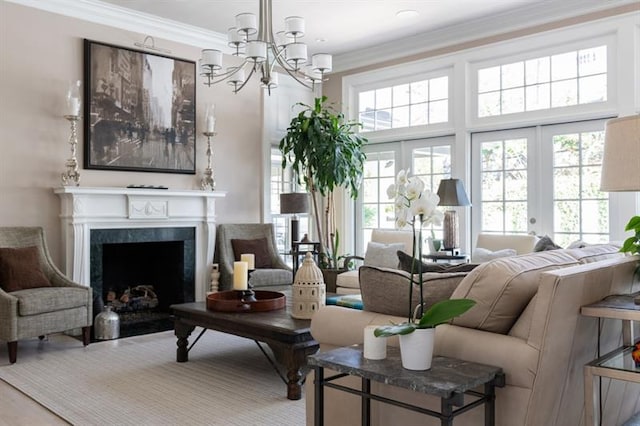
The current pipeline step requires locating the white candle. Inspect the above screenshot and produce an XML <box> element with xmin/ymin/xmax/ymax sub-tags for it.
<box><xmin>206</xmin><ymin>115</ymin><xmax>215</xmax><ymax>133</ymax></box>
<box><xmin>363</xmin><ymin>325</ymin><xmax>387</xmax><ymax>360</ymax></box>
<box><xmin>233</xmin><ymin>261</ymin><xmax>248</xmax><ymax>290</ymax></box>
<box><xmin>240</xmin><ymin>253</ymin><xmax>255</xmax><ymax>270</ymax></box>
<box><xmin>68</xmin><ymin>97</ymin><xmax>80</xmax><ymax>116</ymax></box>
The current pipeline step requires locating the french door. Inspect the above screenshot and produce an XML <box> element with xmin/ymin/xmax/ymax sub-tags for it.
<box><xmin>471</xmin><ymin>118</ymin><xmax>626</xmax><ymax>247</ymax></box>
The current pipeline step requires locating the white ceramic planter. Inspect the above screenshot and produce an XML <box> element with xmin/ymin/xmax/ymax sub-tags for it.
<box><xmin>399</xmin><ymin>328</ymin><xmax>435</xmax><ymax>370</ymax></box>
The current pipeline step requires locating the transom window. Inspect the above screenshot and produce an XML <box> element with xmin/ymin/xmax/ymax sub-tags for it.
<box><xmin>358</xmin><ymin>76</ymin><xmax>449</xmax><ymax>132</ymax></box>
<box><xmin>477</xmin><ymin>45</ymin><xmax>607</xmax><ymax>117</ymax></box>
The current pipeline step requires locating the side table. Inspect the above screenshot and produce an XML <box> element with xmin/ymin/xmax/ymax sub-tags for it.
<box><xmin>423</xmin><ymin>253</ymin><xmax>469</xmax><ymax>264</ymax></box>
<box><xmin>291</xmin><ymin>241</ymin><xmax>321</xmax><ymax>277</ymax></box>
<box><xmin>581</xmin><ymin>292</ymin><xmax>640</xmax><ymax>426</ymax></box>
<box><xmin>308</xmin><ymin>345</ymin><xmax>505</xmax><ymax>426</ymax></box>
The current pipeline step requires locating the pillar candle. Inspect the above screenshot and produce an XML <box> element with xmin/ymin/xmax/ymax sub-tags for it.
<box><xmin>363</xmin><ymin>325</ymin><xmax>387</xmax><ymax>360</ymax></box>
<box><xmin>233</xmin><ymin>261</ymin><xmax>248</xmax><ymax>290</ymax></box>
<box><xmin>206</xmin><ymin>115</ymin><xmax>215</xmax><ymax>133</ymax></box>
<box><xmin>240</xmin><ymin>253</ymin><xmax>255</xmax><ymax>270</ymax></box>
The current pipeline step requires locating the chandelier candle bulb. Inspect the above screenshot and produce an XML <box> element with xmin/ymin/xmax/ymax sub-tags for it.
<box><xmin>240</xmin><ymin>253</ymin><xmax>255</xmax><ymax>270</ymax></box>
<box><xmin>233</xmin><ymin>261</ymin><xmax>249</xmax><ymax>290</ymax></box>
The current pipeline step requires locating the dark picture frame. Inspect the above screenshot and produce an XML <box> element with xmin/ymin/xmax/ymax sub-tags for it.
<box><xmin>83</xmin><ymin>39</ymin><xmax>196</xmax><ymax>174</ymax></box>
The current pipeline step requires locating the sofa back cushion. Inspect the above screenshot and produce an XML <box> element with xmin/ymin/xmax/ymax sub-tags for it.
<box><xmin>359</xmin><ymin>265</ymin><xmax>468</xmax><ymax>317</ymax></box>
<box><xmin>363</xmin><ymin>242</ymin><xmax>404</xmax><ymax>269</ymax></box>
<box><xmin>371</xmin><ymin>229</ymin><xmax>413</xmax><ymax>255</ymax></box>
<box><xmin>450</xmin><ymin>250</ymin><xmax>579</xmax><ymax>334</ymax></box>
<box><xmin>565</xmin><ymin>243</ymin><xmax>622</xmax><ymax>264</ymax></box>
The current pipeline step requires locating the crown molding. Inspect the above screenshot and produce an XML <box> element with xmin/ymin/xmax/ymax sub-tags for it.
<box><xmin>4</xmin><ymin>0</ymin><xmax>228</xmax><ymax>50</ymax></box>
<box><xmin>332</xmin><ymin>0</ymin><xmax>638</xmax><ymax>73</ymax></box>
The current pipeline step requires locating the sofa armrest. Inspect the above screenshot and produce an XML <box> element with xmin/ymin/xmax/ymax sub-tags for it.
<box><xmin>310</xmin><ymin>305</ymin><xmax>404</xmax><ymax>349</ymax></box>
<box><xmin>435</xmin><ymin>324</ymin><xmax>538</xmax><ymax>389</ymax></box>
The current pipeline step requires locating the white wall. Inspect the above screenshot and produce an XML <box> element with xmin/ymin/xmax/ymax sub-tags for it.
<box><xmin>0</xmin><ymin>2</ymin><xmax>265</xmax><ymax>266</ymax></box>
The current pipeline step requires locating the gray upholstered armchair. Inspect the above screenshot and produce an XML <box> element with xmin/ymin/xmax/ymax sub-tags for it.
<box><xmin>214</xmin><ymin>224</ymin><xmax>292</xmax><ymax>291</ymax></box>
<box><xmin>0</xmin><ymin>227</ymin><xmax>92</xmax><ymax>363</ymax></box>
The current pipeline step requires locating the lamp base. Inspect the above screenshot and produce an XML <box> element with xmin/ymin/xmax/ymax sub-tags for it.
<box><xmin>442</xmin><ymin>210</ymin><xmax>459</xmax><ymax>251</ymax></box>
<box><xmin>290</xmin><ymin>217</ymin><xmax>299</xmax><ymax>247</ymax></box>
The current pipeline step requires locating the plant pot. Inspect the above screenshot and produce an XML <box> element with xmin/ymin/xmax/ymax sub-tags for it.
<box><xmin>399</xmin><ymin>328</ymin><xmax>435</xmax><ymax>370</ymax></box>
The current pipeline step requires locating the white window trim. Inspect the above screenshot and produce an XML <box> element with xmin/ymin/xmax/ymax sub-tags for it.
<box><xmin>340</xmin><ymin>11</ymin><xmax>639</xmax><ymax>250</ymax></box>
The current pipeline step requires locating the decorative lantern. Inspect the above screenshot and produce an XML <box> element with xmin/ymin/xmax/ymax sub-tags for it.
<box><xmin>291</xmin><ymin>252</ymin><xmax>326</xmax><ymax>319</ymax></box>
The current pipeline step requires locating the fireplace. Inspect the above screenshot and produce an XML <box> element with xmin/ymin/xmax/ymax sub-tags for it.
<box><xmin>90</xmin><ymin>227</ymin><xmax>195</xmax><ymax>338</ymax></box>
<box><xmin>55</xmin><ymin>186</ymin><xmax>226</xmax><ymax>337</ymax></box>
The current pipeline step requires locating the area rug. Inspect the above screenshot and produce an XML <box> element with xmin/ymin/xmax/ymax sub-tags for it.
<box><xmin>0</xmin><ymin>329</ymin><xmax>305</xmax><ymax>426</ymax></box>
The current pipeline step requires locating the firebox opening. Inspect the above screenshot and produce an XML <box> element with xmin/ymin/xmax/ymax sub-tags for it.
<box><xmin>90</xmin><ymin>227</ymin><xmax>196</xmax><ymax>340</ymax></box>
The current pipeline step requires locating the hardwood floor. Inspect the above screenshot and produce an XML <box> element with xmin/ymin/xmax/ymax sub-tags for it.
<box><xmin>0</xmin><ymin>335</ymin><xmax>76</xmax><ymax>425</ymax></box>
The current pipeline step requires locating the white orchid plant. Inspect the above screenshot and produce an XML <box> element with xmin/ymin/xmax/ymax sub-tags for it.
<box><xmin>375</xmin><ymin>170</ymin><xmax>475</xmax><ymax>337</ymax></box>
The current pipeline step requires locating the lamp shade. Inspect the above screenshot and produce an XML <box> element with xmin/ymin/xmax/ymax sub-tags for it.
<box><xmin>600</xmin><ymin>114</ymin><xmax>640</xmax><ymax>192</ymax></box>
<box><xmin>437</xmin><ymin>179</ymin><xmax>471</xmax><ymax>207</ymax></box>
<box><xmin>280</xmin><ymin>193</ymin><xmax>309</xmax><ymax>214</ymax></box>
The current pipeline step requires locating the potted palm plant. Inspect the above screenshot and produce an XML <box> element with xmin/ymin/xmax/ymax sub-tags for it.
<box><xmin>279</xmin><ymin>96</ymin><xmax>367</xmax><ymax>272</ymax></box>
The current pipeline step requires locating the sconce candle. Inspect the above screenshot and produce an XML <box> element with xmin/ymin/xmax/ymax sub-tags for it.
<box><xmin>233</xmin><ymin>261</ymin><xmax>248</xmax><ymax>290</ymax></box>
<box><xmin>240</xmin><ymin>253</ymin><xmax>255</xmax><ymax>270</ymax></box>
<box><xmin>66</xmin><ymin>80</ymin><xmax>81</xmax><ymax>117</ymax></box>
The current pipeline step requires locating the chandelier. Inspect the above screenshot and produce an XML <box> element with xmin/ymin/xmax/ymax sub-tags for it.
<box><xmin>199</xmin><ymin>0</ymin><xmax>332</xmax><ymax>94</ymax></box>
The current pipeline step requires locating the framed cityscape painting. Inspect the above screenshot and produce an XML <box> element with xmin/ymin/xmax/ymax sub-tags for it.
<box><xmin>83</xmin><ymin>39</ymin><xmax>196</xmax><ymax>174</ymax></box>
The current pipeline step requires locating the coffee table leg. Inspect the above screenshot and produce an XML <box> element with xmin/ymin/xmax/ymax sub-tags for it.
<box><xmin>268</xmin><ymin>342</ymin><xmax>319</xmax><ymax>400</ymax></box>
<box><xmin>174</xmin><ymin>320</ymin><xmax>195</xmax><ymax>362</ymax></box>
<box><xmin>314</xmin><ymin>366</ymin><xmax>324</xmax><ymax>426</ymax></box>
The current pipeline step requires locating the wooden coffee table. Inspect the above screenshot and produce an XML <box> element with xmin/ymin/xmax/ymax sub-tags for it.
<box><xmin>170</xmin><ymin>294</ymin><xmax>319</xmax><ymax>400</ymax></box>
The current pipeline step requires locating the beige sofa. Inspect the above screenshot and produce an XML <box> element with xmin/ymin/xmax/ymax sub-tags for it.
<box><xmin>306</xmin><ymin>246</ymin><xmax>640</xmax><ymax>426</ymax></box>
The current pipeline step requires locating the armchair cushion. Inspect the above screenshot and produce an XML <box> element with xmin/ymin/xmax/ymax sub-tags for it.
<box><xmin>0</xmin><ymin>246</ymin><xmax>51</xmax><ymax>292</ymax></box>
<box><xmin>231</xmin><ymin>238</ymin><xmax>272</xmax><ymax>268</ymax></box>
<box><xmin>12</xmin><ymin>287</ymin><xmax>91</xmax><ymax>316</ymax></box>
<box><xmin>359</xmin><ymin>265</ymin><xmax>468</xmax><ymax>317</ymax></box>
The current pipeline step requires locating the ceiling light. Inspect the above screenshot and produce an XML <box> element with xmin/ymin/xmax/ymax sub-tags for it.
<box><xmin>396</xmin><ymin>9</ymin><xmax>419</xmax><ymax>19</ymax></box>
<box><xmin>199</xmin><ymin>0</ymin><xmax>332</xmax><ymax>95</ymax></box>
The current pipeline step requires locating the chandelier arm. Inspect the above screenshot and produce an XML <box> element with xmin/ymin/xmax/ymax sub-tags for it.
<box><xmin>272</xmin><ymin>50</ymin><xmax>313</xmax><ymax>89</ymax></box>
<box><xmin>232</xmin><ymin>64</ymin><xmax>258</xmax><ymax>93</ymax></box>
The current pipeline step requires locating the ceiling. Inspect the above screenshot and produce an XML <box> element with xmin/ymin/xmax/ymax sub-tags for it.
<box><xmin>96</xmin><ymin>0</ymin><xmax>632</xmax><ymax>59</ymax></box>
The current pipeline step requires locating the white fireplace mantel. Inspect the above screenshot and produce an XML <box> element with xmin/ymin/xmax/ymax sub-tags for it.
<box><xmin>54</xmin><ymin>186</ymin><xmax>226</xmax><ymax>301</ymax></box>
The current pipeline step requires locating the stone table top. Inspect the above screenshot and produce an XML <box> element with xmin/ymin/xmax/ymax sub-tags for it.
<box><xmin>307</xmin><ymin>345</ymin><xmax>503</xmax><ymax>399</ymax></box>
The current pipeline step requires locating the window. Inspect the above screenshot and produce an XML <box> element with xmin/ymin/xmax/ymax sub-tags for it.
<box><xmin>358</xmin><ymin>76</ymin><xmax>449</xmax><ymax>132</ymax></box>
<box><xmin>356</xmin><ymin>138</ymin><xmax>452</xmax><ymax>253</ymax></box>
<box><xmin>269</xmin><ymin>148</ymin><xmax>308</xmax><ymax>256</ymax></box>
<box><xmin>477</xmin><ymin>45</ymin><xmax>607</xmax><ymax>117</ymax></box>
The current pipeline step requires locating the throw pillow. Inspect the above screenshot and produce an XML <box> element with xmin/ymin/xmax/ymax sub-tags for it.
<box><xmin>533</xmin><ymin>235</ymin><xmax>562</xmax><ymax>252</ymax></box>
<box><xmin>230</xmin><ymin>238</ymin><xmax>272</xmax><ymax>269</ymax></box>
<box><xmin>359</xmin><ymin>265</ymin><xmax>469</xmax><ymax>317</ymax></box>
<box><xmin>396</xmin><ymin>250</ymin><xmax>478</xmax><ymax>273</ymax></box>
<box><xmin>363</xmin><ymin>242</ymin><xmax>404</xmax><ymax>269</ymax></box>
<box><xmin>450</xmin><ymin>250</ymin><xmax>579</xmax><ymax>334</ymax></box>
<box><xmin>471</xmin><ymin>247</ymin><xmax>517</xmax><ymax>263</ymax></box>
<box><xmin>0</xmin><ymin>246</ymin><xmax>51</xmax><ymax>292</ymax></box>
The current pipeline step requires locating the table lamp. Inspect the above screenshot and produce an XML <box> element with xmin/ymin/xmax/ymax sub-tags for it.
<box><xmin>280</xmin><ymin>192</ymin><xmax>309</xmax><ymax>247</ymax></box>
<box><xmin>437</xmin><ymin>178</ymin><xmax>471</xmax><ymax>253</ymax></box>
<box><xmin>599</xmin><ymin>114</ymin><xmax>640</xmax><ymax>303</ymax></box>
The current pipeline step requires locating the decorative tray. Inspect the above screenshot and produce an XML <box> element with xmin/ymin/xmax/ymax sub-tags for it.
<box><xmin>206</xmin><ymin>290</ymin><xmax>286</xmax><ymax>312</ymax></box>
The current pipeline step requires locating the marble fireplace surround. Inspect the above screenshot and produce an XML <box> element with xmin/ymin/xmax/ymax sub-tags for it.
<box><xmin>54</xmin><ymin>187</ymin><xmax>226</xmax><ymax>301</ymax></box>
